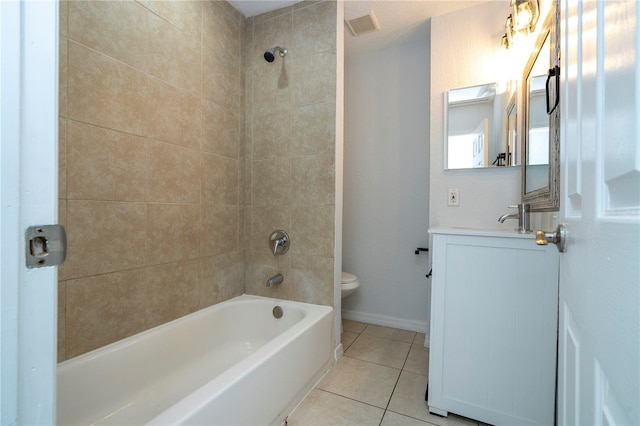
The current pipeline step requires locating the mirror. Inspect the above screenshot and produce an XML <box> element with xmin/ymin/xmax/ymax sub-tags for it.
<box><xmin>522</xmin><ymin>0</ymin><xmax>560</xmax><ymax>210</ymax></box>
<box><xmin>506</xmin><ymin>91</ymin><xmax>518</xmax><ymax>167</ymax></box>
<box><xmin>444</xmin><ymin>83</ymin><xmax>513</xmax><ymax>169</ymax></box>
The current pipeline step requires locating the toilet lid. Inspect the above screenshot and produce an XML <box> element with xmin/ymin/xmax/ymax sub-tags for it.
<box><xmin>341</xmin><ymin>272</ymin><xmax>358</xmax><ymax>284</ymax></box>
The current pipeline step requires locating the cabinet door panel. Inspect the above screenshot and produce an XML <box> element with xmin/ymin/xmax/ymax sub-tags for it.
<box><xmin>428</xmin><ymin>233</ymin><xmax>559</xmax><ymax>426</ymax></box>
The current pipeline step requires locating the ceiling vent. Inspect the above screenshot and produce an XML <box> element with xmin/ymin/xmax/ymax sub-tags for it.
<box><xmin>346</xmin><ymin>10</ymin><xmax>380</xmax><ymax>36</ymax></box>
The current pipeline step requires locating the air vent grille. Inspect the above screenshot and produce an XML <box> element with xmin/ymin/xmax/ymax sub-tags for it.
<box><xmin>346</xmin><ymin>10</ymin><xmax>380</xmax><ymax>36</ymax></box>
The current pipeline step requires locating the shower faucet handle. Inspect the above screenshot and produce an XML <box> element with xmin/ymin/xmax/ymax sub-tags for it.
<box><xmin>269</xmin><ymin>230</ymin><xmax>290</xmax><ymax>255</ymax></box>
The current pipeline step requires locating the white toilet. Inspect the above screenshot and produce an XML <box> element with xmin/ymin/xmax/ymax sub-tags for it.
<box><xmin>341</xmin><ymin>272</ymin><xmax>360</xmax><ymax>298</ymax></box>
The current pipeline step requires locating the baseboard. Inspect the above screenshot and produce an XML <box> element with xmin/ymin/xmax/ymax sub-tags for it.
<box><xmin>342</xmin><ymin>309</ymin><xmax>429</xmax><ymax>346</ymax></box>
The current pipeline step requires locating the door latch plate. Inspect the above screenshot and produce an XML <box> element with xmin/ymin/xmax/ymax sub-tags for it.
<box><xmin>25</xmin><ymin>225</ymin><xmax>67</xmax><ymax>268</ymax></box>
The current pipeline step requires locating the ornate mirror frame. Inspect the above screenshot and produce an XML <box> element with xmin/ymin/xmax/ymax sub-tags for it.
<box><xmin>521</xmin><ymin>0</ymin><xmax>561</xmax><ymax>211</ymax></box>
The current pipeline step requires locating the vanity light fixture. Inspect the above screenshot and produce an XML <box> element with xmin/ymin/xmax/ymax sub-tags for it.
<box><xmin>501</xmin><ymin>0</ymin><xmax>540</xmax><ymax>49</ymax></box>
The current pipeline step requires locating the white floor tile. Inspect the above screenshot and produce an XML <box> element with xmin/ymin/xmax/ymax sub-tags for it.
<box><xmin>345</xmin><ymin>334</ymin><xmax>411</xmax><ymax>369</ymax></box>
<box><xmin>342</xmin><ymin>319</ymin><xmax>367</xmax><ymax>333</ymax></box>
<box><xmin>388</xmin><ymin>370</ymin><xmax>430</xmax><ymax>421</ymax></box>
<box><xmin>317</xmin><ymin>356</ymin><xmax>400</xmax><ymax>408</ymax></box>
<box><xmin>286</xmin><ymin>389</ymin><xmax>384</xmax><ymax>426</ymax></box>
<box><xmin>341</xmin><ymin>330</ymin><xmax>359</xmax><ymax>351</ymax></box>
<box><xmin>382</xmin><ymin>411</ymin><xmax>430</xmax><ymax>425</ymax></box>
<box><xmin>362</xmin><ymin>324</ymin><xmax>416</xmax><ymax>343</ymax></box>
<box><xmin>404</xmin><ymin>342</ymin><xmax>429</xmax><ymax>376</ymax></box>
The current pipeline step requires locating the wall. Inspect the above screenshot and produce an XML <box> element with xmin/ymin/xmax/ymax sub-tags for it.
<box><xmin>58</xmin><ymin>0</ymin><xmax>245</xmax><ymax>361</ymax></box>
<box><xmin>342</xmin><ymin>36</ymin><xmax>431</xmax><ymax>333</ymax></box>
<box><xmin>242</xmin><ymin>2</ymin><xmax>338</xmax><ymax>308</ymax></box>
<box><xmin>429</xmin><ymin>0</ymin><xmax>557</xmax><ymax>234</ymax></box>
<box><xmin>429</xmin><ymin>1</ymin><xmax>522</xmax><ymax>232</ymax></box>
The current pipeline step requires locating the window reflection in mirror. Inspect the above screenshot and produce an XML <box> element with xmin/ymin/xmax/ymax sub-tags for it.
<box><xmin>445</xmin><ymin>83</ymin><xmax>513</xmax><ymax>170</ymax></box>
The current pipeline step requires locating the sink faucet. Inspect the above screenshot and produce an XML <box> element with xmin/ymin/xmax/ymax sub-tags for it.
<box><xmin>498</xmin><ymin>203</ymin><xmax>531</xmax><ymax>233</ymax></box>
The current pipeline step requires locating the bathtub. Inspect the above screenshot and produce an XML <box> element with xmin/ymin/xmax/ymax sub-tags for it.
<box><xmin>57</xmin><ymin>295</ymin><xmax>334</xmax><ymax>425</ymax></box>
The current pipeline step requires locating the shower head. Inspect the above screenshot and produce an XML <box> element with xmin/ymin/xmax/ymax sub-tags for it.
<box><xmin>264</xmin><ymin>46</ymin><xmax>287</xmax><ymax>62</ymax></box>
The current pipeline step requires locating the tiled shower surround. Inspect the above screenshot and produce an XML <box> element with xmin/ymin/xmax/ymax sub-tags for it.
<box><xmin>58</xmin><ymin>0</ymin><xmax>337</xmax><ymax>361</ymax></box>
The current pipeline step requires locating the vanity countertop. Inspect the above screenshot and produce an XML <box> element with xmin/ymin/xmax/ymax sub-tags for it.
<box><xmin>428</xmin><ymin>226</ymin><xmax>535</xmax><ymax>239</ymax></box>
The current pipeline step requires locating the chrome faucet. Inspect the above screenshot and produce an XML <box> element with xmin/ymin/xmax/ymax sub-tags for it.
<box><xmin>498</xmin><ymin>203</ymin><xmax>531</xmax><ymax>233</ymax></box>
<box><xmin>266</xmin><ymin>273</ymin><xmax>284</xmax><ymax>287</ymax></box>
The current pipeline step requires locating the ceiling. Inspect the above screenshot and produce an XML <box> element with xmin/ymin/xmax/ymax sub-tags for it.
<box><xmin>228</xmin><ymin>1</ymin><xmax>487</xmax><ymax>55</ymax></box>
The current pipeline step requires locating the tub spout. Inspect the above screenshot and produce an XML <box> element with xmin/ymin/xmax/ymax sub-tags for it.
<box><xmin>266</xmin><ymin>273</ymin><xmax>284</xmax><ymax>287</ymax></box>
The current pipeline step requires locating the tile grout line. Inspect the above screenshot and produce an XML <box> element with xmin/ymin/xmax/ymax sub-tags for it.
<box><xmin>378</xmin><ymin>331</ymin><xmax>414</xmax><ymax>426</ymax></box>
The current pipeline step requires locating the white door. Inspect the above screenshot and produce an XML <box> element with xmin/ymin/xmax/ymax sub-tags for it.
<box><xmin>557</xmin><ymin>1</ymin><xmax>639</xmax><ymax>424</ymax></box>
<box><xmin>0</xmin><ymin>1</ymin><xmax>59</xmax><ymax>424</ymax></box>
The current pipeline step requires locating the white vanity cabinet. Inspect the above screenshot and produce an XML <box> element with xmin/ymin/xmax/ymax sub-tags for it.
<box><xmin>427</xmin><ymin>228</ymin><xmax>559</xmax><ymax>426</ymax></box>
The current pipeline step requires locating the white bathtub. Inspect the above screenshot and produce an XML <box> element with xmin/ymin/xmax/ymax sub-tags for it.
<box><xmin>57</xmin><ymin>295</ymin><xmax>334</xmax><ymax>425</ymax></box>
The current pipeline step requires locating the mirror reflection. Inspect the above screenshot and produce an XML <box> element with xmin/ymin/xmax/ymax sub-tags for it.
<box><xmin>506</xmin><ymin>92</ymin><xmax>518</xmax><ymax>167</ymax></box>
<box><xmin>445</xmin><ymin>83</ymin><xmax>513</xmax><ymax>170</ymax></box>
<box><xmin>525</xmin><ymin>33</ymin><xmax>551</xmax><ymax>193</ymax></box>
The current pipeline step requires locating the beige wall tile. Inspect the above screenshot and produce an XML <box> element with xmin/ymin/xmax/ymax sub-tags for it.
<box><xmin>291</xmin><ymin>154</ymin><xmax>334</xmax><ymax>205</ymax></box>
<box><xmin>139</xmin><ymin>0</ymin><xmax>202</xmax><ymax>41</ymax></box>
<box><xmin>201</xmin><ymin>153</ymin><xmax>238</xmax><ymax>205</ymax></box>
<box><xmin>292</xmin><ymin>102</ymin><xmax>335</xmax><ymax>155</ymax></box>
<box><xmin>287</xmin><ymin>267</ymin><xmax>333</xmax><ymax>305</ymax></box>
<box><xmin>202</xmin><ymin>99</ymin><xmax>239</xmax><ymax>158</ymax></box>
<box><xmin>243</xmin><ymin>159</ymin><xmax>252</xmax><ymax>205</ymax></box>
<box><xmin>252</xmin><ymin>158</ymin><xmax>290</xmax><ymax>206</ymax></box>
<box><xmin>291</xmin><ymin>1</ymin><xmax>336</xmax><ymax>58</ymax></box>
<box><xmin>67</xmin><ymin>41</ymin><xmax>147</xmax><ymax>135</ymax></box>
<box><xmin>290</xmin><ymin>254</ymin><xmax>333</xmax><ymax>272</ymax></box>
<box><xmin>292</xmin><ymin>51</ymin><xmax>336</xmax><ymax>107</ymax></box>
<box><xmin>291</xmin><ymin>205</ymin><xmax>334</xmax><ymax>256</ymax></box>
<box><xmin>59</xmin><ymin>0</ymin><xmax>68</xmax><ymax>37</ymax></box>
<box><xmin>145</xmin><ymin>78</ymin><xmax>202</xmax><ymax>149</ymax></box>
<box><xmin>217</xmin><ymin>0</ymin><xmax>244</xmax><ymax>22</ymax></box>
<box><xmin>203</xmin><ymin>1</ymin><xmax>241</xmax><ymax>62</ymax></box>
<box><xmin>58</xmin><ymin>118</ymin><xmax>66</xmax><ymax>200</ymax></box>
<box><xmin>67</xmin><ymin>120</ymin><xmax>148</xmax><ymax>202</ymax></box>
<box><xmin>68</xmin><ymin>1</ymin><xmax>149</xmax><ymax>71</ymax></box>
<box><xmin>252</xmin><ymin>60</ymin><xmax>292</xmax><ymax>116</ymax></box>
<box><xmin>254</xmin><ymin>5</ymin><xmax>292</xmax><ymax>26</ymax></box>
<box><xmin>65</xmin><ymin>268</ymin><xmax>148</xmax><ymax>358</ymax></box>
<box><xmin>241</xmin><ymin>206</ymin><xmax>252</xmax><ymax>250</ymax></box>
<box><xmin>147</xmin><ymin>140</ymin><xmax>201</xmax><ymax>204</ymax></box>
<box><xmin>65</xmin><ymin>201</ymin><xmax>146</xmax><ymax>279</ymax></box>
<box><xmin>202</xmin><ymin>47</ymin><xmax>240</xmax><ymax>113</ymax></box>
<box><xmin>146</xmin><ymin>204</ymin><xmax>200</xmax><ymax>265</ymax></box>
<box><xmin>252</xmin><ymin>110</ymin><xmax>292</xmax><ymax>159</ymax></box>
<box><xmin>144</xmin><ymin>259</ymin><xmax>201</xmax><ymax>325</ymax></box>
<box><xmin>200</xmin><ymin>204</ymin><xmax>239</xmax><ymax>256</ymax></box>
<box><xmin>198</xmin><ymin>253</ymin><xmax>241</xmax><ymax>308</ymax></box>
<box><xmin>251</xmin><ymin>207</ymin><xmax>290</xmax><ymax>253</ymax></box>
<box><xmin>148</xmin><ymin>13</ymin><xmax>201</xmax><ymax>96</ymax></box>
<box><xmin>59</xmin><ymin>35</ymin><xmax>67</xmax><ymax>118</ymax></box>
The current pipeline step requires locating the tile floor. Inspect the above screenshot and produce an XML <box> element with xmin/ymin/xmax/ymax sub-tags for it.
<box><xmin>286</xmin><ymin>320</ymin><xmax>482</xmax><ymax>426</ymax></box>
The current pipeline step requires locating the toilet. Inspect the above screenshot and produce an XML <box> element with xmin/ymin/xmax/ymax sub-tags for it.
<box><xmin>341</xmin><ymin>272</ymin><xmax>360</xmax><ymax>298</ymax></box>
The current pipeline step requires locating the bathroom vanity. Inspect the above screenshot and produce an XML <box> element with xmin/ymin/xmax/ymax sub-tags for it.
<box><xmin>427</xmin><ymin>228</ymin><xmax>559</xmax><ymax>426</ymax></box>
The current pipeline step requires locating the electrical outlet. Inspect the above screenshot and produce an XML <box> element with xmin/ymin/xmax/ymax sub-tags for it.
<box><xmin>448</xmin><ymin>188</ymin><xmax>459</xmax><ymax>206</ymax></box>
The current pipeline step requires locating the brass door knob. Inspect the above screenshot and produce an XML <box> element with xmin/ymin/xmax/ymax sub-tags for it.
<box><xmin>535</xmin><ymin>223</ymin><xmax>566</xmax><ymax>252</ymax></box>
